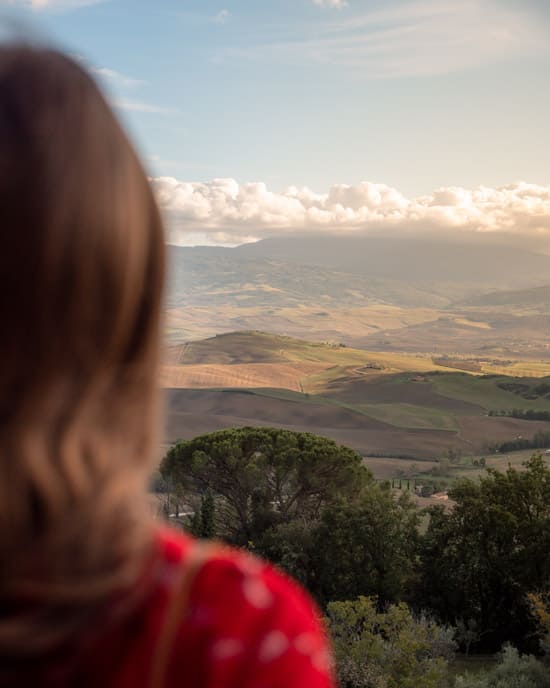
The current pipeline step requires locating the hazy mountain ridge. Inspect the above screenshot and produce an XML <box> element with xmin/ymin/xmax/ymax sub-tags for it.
<box><xmin>460</xmin><ymin>283</ymin><xmax>550</xmax><ymax>309</ymax></box>
<box><xmin>168</xmin><ymin>236</ymin><xmax>550</xmax><ymax>310</ymax></box>
<box><xmin>167</xmin><ymin>245</ymin><xmax>455</xmax><ymax>309</ymax></box>
<box><xmin>233</xmin><ymin>235</ymin><xmax>550</xmax><ymax>289</ymax></box>
<box><xmin>166</xmin><ymin>236</ymin><xmax>550</xmax><ymax>356</ymax></box>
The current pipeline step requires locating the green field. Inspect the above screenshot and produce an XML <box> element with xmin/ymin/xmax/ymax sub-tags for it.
<box><xmin>383</xmin><ymin>450</ymin><xmax>550</xmax><ymax>487</ymax></box>
<box><xmin>219</xmin><ymin>386</ymin><xmax>372</xmax><ymax>416</ymax></box>
<box><xmin>164</xmin><ymin>332</ymin><xmax>550</xmax><ymax>461</ymax></box>
<box><xmin>358</xmin><ymin>403</ymin><xmax>459</xmax><ymax>430</ymax></box>
<box><xmin>430</xmin><ymin>372</ymin><xmax>550</xmax><ymax>411</ymax></box>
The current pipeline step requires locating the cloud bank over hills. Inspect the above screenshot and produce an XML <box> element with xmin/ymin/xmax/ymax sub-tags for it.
<box><xmin>153</xmin><ymin>177</ymin><xmax>550</xmax><ymax>247</ymax></box>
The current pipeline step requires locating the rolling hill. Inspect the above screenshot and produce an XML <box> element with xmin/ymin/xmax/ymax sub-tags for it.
<box><xmin>163</xmin><ymin>332</ymin><xmax>550</xmax><ymax>462</ymax></box>
<box><xmin>357</xmin><ymin>312</ymin><xmax>550</xmax><ymax>360</ymax></box>
<box><xmin>167</xmin><ymin>235</ymin><xmax>550</xmax><ymax>311</ymax></box>
<box><xmin>166</xmin><ymin>245</ymin><xmax>456</xmax><ymax>309</ymax></box>
<box><xmin>233</xmin><ymin>235</ymin><xmax>550</xmax><ymax>289</ymax></box>
<box><xmin>165</xmin><ymin>235</ymin><xmax>550</xmax><ymax>356</ymax></box>
<box><xmin>460</xmin><ymin>283</ymin><xmax>550</xmax><ymax>310</ymax></box>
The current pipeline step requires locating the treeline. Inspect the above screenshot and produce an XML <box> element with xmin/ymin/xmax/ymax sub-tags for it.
<box><xmin>489</xmin><ymin>408</ymin><xmax>550</xmax><ymax>421</ymax></box>
<box><xmin>497</xmin><ymin>380</ymin><xmax>550</xmax><ymax>400</ymax></box>
<box><xmin>487</xmin><ymin>429</ymin><xmax>550</xmax><ymax>454</ymax></box>
<box><xmin>160</xmin><ymin>428</ymin><xmax>550</xmax><ymax>686</ymax></box>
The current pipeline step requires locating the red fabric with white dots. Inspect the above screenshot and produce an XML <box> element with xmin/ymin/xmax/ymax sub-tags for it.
<box><xmin>106</xmin><ymin>527</ymin><xmax>335</xmax><ymax>688</ymax></box>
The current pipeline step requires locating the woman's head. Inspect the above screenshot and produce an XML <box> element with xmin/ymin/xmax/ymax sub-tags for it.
<box><xmin>0</xmin><ymin>43</ymin><xmax>165</xmax><ymax>661</ymax></box>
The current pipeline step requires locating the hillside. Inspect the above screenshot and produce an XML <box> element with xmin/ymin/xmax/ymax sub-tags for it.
<box><xmin>168</xmin><ymin>237</ymin><xmax>550</xmax><ymax>309</ymax></box>
<box><xmin>165</xmin><ymin>236</ymin><xmax>550</xmax><ymax>357</ymax></box>
<box><xmin>163</xmin><ymin>331</ymin><xmax>461</xmax><ymax>390</ymax></box>
<box><xmin>163</xmin><ymin>331</ymin><xmax>550</xmax><ymax>461</ymax></box>
<box><xmin>460</xmin><ymin>283</ymin><xmax>550</xmax><ymax>310</ymax></box>
<box><xmin>167</xmin><ymin>245</ymin><xmax>456</xmax><ymax>309</ymax></box>
<box><xmin>168</xmin><ymin>331</ymin><xmax>456</xmax><ymax>368</ymax></box>
<box><xmin>234</xmin><ymin>235</ymin><xmax>550</xmax><ymax>288</ymax></box>
<box><xmin>357</xmin><ymin>312</ymin><xmax>550</xmax><ymax>360</ymax></box>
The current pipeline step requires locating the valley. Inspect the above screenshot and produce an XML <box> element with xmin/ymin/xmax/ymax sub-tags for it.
<box><xmin>162</xmin><ymin>332</ymin><xmax>550</xmax><ymax>476</ymax></box>
<box><xmin>163</xmin><ymin>234</ymin><xmax>550</xmax><ymax>481</ymax></box>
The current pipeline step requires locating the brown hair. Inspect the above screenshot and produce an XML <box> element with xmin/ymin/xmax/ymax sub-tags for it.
<box><xmin>0</xmin><ymin>43</ymin><xmax>165</xmax><ymax>673</ymax></box>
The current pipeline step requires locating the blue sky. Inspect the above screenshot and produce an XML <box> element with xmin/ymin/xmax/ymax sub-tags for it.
<box><xmin>3</xmin><ymin>0</ymin><xmax>550</xmax><ymax>245</ymax></box>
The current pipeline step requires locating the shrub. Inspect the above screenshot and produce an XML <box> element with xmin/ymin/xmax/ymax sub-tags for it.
<box><xmin>454</xmin><ymin>645</ymin><xmax>550</xmax><ymax>688</ymax></box>
<box><xmin>327</xmin><ymin>596</ymin><xmax>455</xmax><ymax>688</ymax></box>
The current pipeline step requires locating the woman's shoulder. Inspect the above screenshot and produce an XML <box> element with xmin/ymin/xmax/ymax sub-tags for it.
<box><xmin>156</xmin><ymin>526</ymin><xmax>335</xmax><ymax>687</ymax></box>
<box><xmin>155</xmin><ymin>525</ymin><xmax>311</xmax><ymax>609</ymax></box>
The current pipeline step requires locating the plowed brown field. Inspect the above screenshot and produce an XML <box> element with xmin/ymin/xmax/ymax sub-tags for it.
<box><xmin>160</xmin><ymin>362</ymin><xmax>329</xmax><ymax>391</ymax></box>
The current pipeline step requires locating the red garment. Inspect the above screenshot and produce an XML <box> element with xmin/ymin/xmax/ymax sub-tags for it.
<box><xmin>102</xmin><ymin>527</ymin><xmax>336</xmax><ymax>687</ymax></box>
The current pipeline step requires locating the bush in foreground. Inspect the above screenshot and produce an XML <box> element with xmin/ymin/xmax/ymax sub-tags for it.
<box><xmin>455</xmin><ymin>645</ymin><xmax>550</xmax><ymax>688</ymax></box>
<box><xmin>327</xmin><ymin>596</ymin><xmax>456</xmax><ymax>688</ymax></box>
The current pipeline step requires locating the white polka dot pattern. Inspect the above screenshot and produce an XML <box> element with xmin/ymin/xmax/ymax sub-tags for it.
<box><xmin>258</xmin><ymin>631</ymin><xmax>289</xmax><ymax>663</ymax></box>
<box><xmin>157</xmin><ymin>535</ymin><xmax>335</xmax><ymax>687</ymax></box>
<box><xmin>242</xmin><ymin>576</ymin><xmax>274</xmax><ymax>610</ymax></box>
<box><xmin>211</xmin><ymin>638</ymin><xmax>245</xmax><ymax>660</ymax></box>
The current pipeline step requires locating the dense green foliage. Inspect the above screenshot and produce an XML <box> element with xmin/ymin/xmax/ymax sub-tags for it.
<box><xmin>489</xmin><ymin>408</ymin><xmax>550</xmax><ymax>421</ymax></box>
<box><xmin>162</xmin><ymin>427</ymin><xmax>419</xmax><ymax>606</ymax></box>
<box><xmin>189</xmin><ymin>490</ymin><xmax>216</xmax><ymax>539</ymax></box>
<box><xmin>162</xmin><ymin>429</ymin><xmax>550</xmax><ymax>670</ymax></box>
<box><xmin>327</xmin><ymin>596</ymin><xmax>455</xmax><ymax>688</ymax></box>
<box><xmin>497</xmin><ymin>379</ymin><xmax>550</xmax><ymax>401</ymax></box>
<box><xmin>455</xmin><ymin>645</ymin><xmax>550</xmax><ymax>688</ymax></box>
<box><xmin>260</xmin><ymin>488</ymin><xmax>419</xmax><ymax>606</ymax></box>
<box><xmin>416</xmin><ymin>455</ymin><xmax>550</xmax><ymax>653</ymax></box>
<box><xmin>162</xmin><ymin>427</ymin><xmax>370</xmax><ymax>546</ymax></box>
<box><xmin>488</xmin><ymin>430</ymin><xmax>550</xmax><ymax>453</ymax></box>
<box><xmin>530</xmin><ymin>592</ymin><xmax>550</xmax><ymax>655</ymax></box>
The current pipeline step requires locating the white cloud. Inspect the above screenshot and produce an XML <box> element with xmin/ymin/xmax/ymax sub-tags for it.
<box><xmin>212</xmin><ymin>9</ymin><xmax>230</xmax><ymax>24</ymax></box>
<box><xmin>312</xmin><ymin>0</ymin><xmax>348</xmax><ymax>8</ymax></box>
<box><xmin>152</xmin><ymin>177</ymin><xmax>550</xmax><ymax>246</ymax></box>
<box><xmin>91</xmin><ymin>67</ymin><xmax>144</xmax><ymax>88</ymax></box>
<box><xmin>232</xmin><ymin>0</ymin><xmax>549</xmax><ymax>78</ymax></box>
<box><xmin>115</xmin><ymin>99</ymin><xmax>176</xmax><ymax>115</ymax></box>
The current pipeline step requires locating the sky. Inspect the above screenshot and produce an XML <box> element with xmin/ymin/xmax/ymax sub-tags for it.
<box><xmin>2</xmin><ymin>0</ymin><xmax>550</xmax><ymax>245</ymax></box>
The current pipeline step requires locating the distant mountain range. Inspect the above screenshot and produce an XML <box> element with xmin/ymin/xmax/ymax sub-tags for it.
<box><xmin>461</xmin><ymin>283</ymin><xmax>550</xmax><ymax>309</ymax></box>
<box><xmin>167</xmin><ymin>235</ymin><xmax>550</xmax><ymax>310</ymax></box>
<box><xmin>165</xmin><ymin>235</ymin><xmax>550</xmax><ymax>356</ymax></box>
<box><xmin>234</xmin><ymin>235</ymin><xmax>550</xmax><ymax>287</ymax></box>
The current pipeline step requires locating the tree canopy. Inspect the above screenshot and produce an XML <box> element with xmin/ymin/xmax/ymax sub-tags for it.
<box><xmin>161</xmin><ymin>427</ymin><xmax>370</xmax><ymax>545</ymax></box>
<box><xmin>161</xmin><ymin>429</ymin><xmax>550</xmax><ymax>662</ymax></box>
<box><xmin>161</xmin><ymin>427</ymin><xmax>420</xmax><ymax>606</ymax></box>
<box><xmin>260</xmin><ymin>487</ymin><xmax>419</xmax><ymax>606</ymax></box>
<box><xmin>416</xmin><ymin>454</ymin><xmax>550</xmax><ymax>653</ymax></box>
